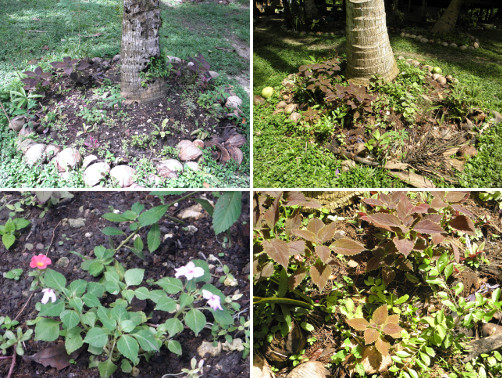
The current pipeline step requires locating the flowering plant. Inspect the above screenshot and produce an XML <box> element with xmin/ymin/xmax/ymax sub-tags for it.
<box><xmin>30</xmin><ymin>250</ymin><xmax>239</xmax><ymax>378</ymax></box>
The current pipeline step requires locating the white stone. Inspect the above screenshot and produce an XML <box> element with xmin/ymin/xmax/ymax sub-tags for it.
<box><xmin>177</xmin><ymin>140</ymin><xmax>202</xmax><ymax>161</ymax></box>
<box><xmin>24</xmin><ymin>144</ymin><xmax>46</xmax><ymax>166</ymax></box>
<box><xmin>83</xmin><ymin>162</ymin><xmax>110</xmax><ymax>187</ymax></box>
<box><xmin>55</xmin><ymin>147</ymin><xmax>82</xmax><ymax>172</ymax></box>
<box><xmin>289</xmin><ymin>112</ymin><xmax>301</xmax><ymax>123</ymax></box>
<box><xmin>110</xmin><ymin>165</ymin><xmax>136</xmax><ymax>188</ymax></box>
<box><xmin>18</xmin><ymin>125</ymin><xmax>34</xmax><ymax>138</ymax></box>
<box><xmin>17</xmin><ymin>138</ymin><xmax>35</xmax><ymax>153</ymax></box>
<box><xmin>8</xmin><ymin>115</ymin><xmax>26</xmax><ymax>132</ymax></box>
<box><xmin>82</xmin><ymin>155</ymin><xmax>98</xmax><ymax>169</ymax></box>
<box><xmin>225</xmin><ymin>95</ymin><xmax>243</xmax><ymax>109</ymax></box>
<box><xmin>159</xmin><ymin>159</ymin><xmax>183</xmax><ymax>172</ymax></box>
<box><xmin>208</xmin><ymin>71</ymin><xmax>219</xmax><ymax>80</ymax></box>
<box><xmin>185</xmin><ymin>162</ymin><xmax>199</xmax><ymax>171</ymax></box>
<box><xmin>166</xmin><ymin>56</ymin><xmax>182</xmax><ymax>64</ymax></box>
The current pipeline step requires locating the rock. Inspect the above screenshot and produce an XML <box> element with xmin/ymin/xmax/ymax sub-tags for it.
<box><xmin>222</xmin><ymin>338</ymin><xmax>244</xmax><ymax>352</ymax></box>
<box><xmin>491</xmin><ymin>110</ymin><xmax>502</xmax><ymax>124</ymax></box>
<box><xmin>25</xmin><ymin>243</ymin><xmax>34</xmax><ymax>251</ymax></box>
<box><xmin>253</xmin><ymin>95</ymin><xmax>265</xmax><ymax>105</ymax></box>
<box><xmin>400</xmin><ymin>32</ymin><xmax>405</xmax><ymax>37</ymax></box>
<box><xmin>411</xmin><ymin>60</ymin><xmax>420</xmax><ymax>67</ymax></box>
<box><xmin>110</xmin><ymin>165</ymin><xmax>136</xmax><ymax>188</ymax></box>
<box><xmin>225</xmin><ymin>95</ymin><xmax>242</xmax><ymax>109</ymax></box>
<box><xmin>482</xmin><ymin>323</ymin><xmax>502</xmax><ymax>337</ymax></box>
<box><xmin>458</xmin><ymin>145</ymin><xmax>477</xmax><ymax>158</ymax></box>
<box><xmin>423</xmin><ymin>65</ymin><xmax>433</xmax><ymax>72</ymax></box>
<box><xmin>83</xmin><ymin>162</ymin><xmax>110</xmax><ymax>187</ymax></box>
<box><xmin>45</xmin><ymin>144</ymin><xmax>62</xmax><ymax>158</ymax></box>
<box><xmin>445</xmin><ymin>75</ymin><xmax>453</xmax><ymax>82</ymax></box>
<box><xmin>473</xmin><ymin>42</ymin><xmax>479</xmax><ymax>49</ymax></box>
<box><xmin>24</xmin><ymin>144</ymin><xmax>47</xmax><ymax>166</ymax></box>
<box><xmin>178</xmin><ymin>204</ymin><xmax>205</xmax><ymax>220</ymax></box>
<box><xmin>450</xmin><ymin>43</ymin><xmax>458</xmax><ymax>48</ymax></box>
<box><xmin>276</xmin><ymin>101</ymin><xmax>287</xmax><ymax>109</ymax></box>
<box><xmin>9</xmin><ymin>115</ymin><xmax>26</xmax><ymax>132</ymax></box>
<box><xmin>157</xmin><ymin>159</ymin><xmax>183</xmax><ymax>178</ymax></box>
<box><xmin>17</xmin><ymin>138</ymin><xmax>36</xmax><ymax>153</ymax></box>
<box><xmin>410</xmin><ymin>34</ymin><xmax>416</xmax><ymax>39</ymax></box>
<box><xmin>342</xmin><ymin>159</ymin><xmax>356</xmax><ymax>172</ymax></box>
<box><xmin>68</xmin><ymin>218</ymin><xmax>86</xmax><ymax>228</ymax></box>
<box><xmin>55</xmin><ymin>257</ymin><xmax>69</xmax><ymax>268</ymax></box>
<box><xmin>442</xmin><ymin>41</ymin><xmax>449</xmax><ymax>47</ymax></box>
<box><xmin>185</xmin><ymin>162</ymin><xmax>199</xmax><ymax>171</ymax></box>
<box><xmin>112</xmin><ymin>54</ymin><xmax>121</xmax><ymax>63</ymax></box>
<box><xmin>208</xmin><ymin>71</ymin><xmax>219</xmax><ymax>80</ymax></box>
<box><xmin>354</xmin><ymin>143</ymin><xmax>366</xmax><ymax>155</ymax></box>
<box><xmin>147</xmin><ymin>174</ymin><xmax>162</xmax><ymax>186</ymax></box>
<box><xmin>436</xmin><ymin>76</ymin><xmax>447</xmax><ymax>86</ymax></box>
<box><xmin>460</xmin><ymin>45</ymin><xmax>468</xmax><ymax>50</ymax></box>
<box><xmin>193</xmin><ymin>139</ymin><xmax>204</xmax><ymax>149</ymax></box>
<box><xmin>166</xmin><ymin>56</ymin><xmax>181</xmax><ymax>64</ymax></box>
<box><xmin>286</xmin><ymin>362</ymin><xmax>330</xmax><ymax>378</ymax></box>
<box><xmin>397</xmin><ymin>55</ymin><xmax>404</xmax><ymax>60</ymax></box>
<box><xmin>92</xmin><ymin>57</ymin><xmax>103</xmax><ymax>65</ymax></box>
<box><xmin>55</xmin><ymin>147</ymin><xmax>82</xmax><ymax>172</ymax></box>
<box><xmin>18</xmin><ymin>125</ymin><xmax>34</xmax><ymax>138</ymax></box>
<box><xmin>289</xmin><ymin>112</ymin><xmax>301</xmax><ymax>123</ymax></box>
<box><xmin>82</xmin><ymin>155</ymin><xmax>98</xmax><ymax>169</ymax></box>
<box><xmin>253</xmin><ymin>355</ymin><xmax>273</xmax><ymax>378</ymax></box>
<box><xmin>432</xmin><ymin>73</ymin><xmax>441</xmax><ymax>81</ymax></box>
<box><xmin>197</xmin><ymin>341</ymin><xmax>222</xmax><ymax>357</ymax></box>
<box><xmin>177</xmin><ymin>140</ymin><xmax>202</xmax><ymax>161</ymax></box>
<box><xmin>284</xmin><ymin>103</ymin><xmax>298</xmax><ymax>114</ymax></box>
<box><xmin>129</xmin><ymin>183</ymin><xmax>145</xmax><ymax>188</ymax></box>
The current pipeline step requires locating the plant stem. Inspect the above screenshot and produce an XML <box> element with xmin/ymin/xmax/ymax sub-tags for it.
<box><xmin>6</xmin><ymin>347</ymin><xmax>16</xmax><ymax>378</ymax></box>
<box><xmin>253</xmin><ymin>296</ymin><xmax>314</xmax><ymax>309</ymax></box>
<box><xmin>115</xmin><ymin>229</ymin><xmax>139</xmax><ymax>252</ymax></box>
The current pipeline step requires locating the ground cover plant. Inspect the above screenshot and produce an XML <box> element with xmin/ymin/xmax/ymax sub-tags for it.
<box><xmin>0</xmin><ymin>191</ymin><xmax>250</xmax><ymax>377</ymax></box>
<box><xmin>253</xmin><ymin>15</ymin><xmax>502</xmax><ymax>188</ymax></box>
<box><xmin>0</xmin><ymin>0</ymin><xmax>250</xmax><ymax>188</ymax></box>
<box><xmin>253</xmin><ymin>190</ymin><xmax>502</xmax><ymax>377</ymax></box>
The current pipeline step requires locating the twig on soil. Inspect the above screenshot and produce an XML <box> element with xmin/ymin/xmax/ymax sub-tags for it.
<box><xmin>0</xmin><ymin>356</ymin><xmax>13</xmax><ymax>360</ymax></box>
<box><xmin>14</xmin><ymin>292</ymin><xmax>34</xmax><ymax>322</ymax></box>
<box><xmin>46</xmin><ymin>220</ymin><xmax>62</xmax><ymax>257</ymax></box>
<box><xmin>0</xmin><ymin>101</ymin><xmax>12</xmax><ymax>126</ymax></box>
<box><xmin>463</xmin><ymin>333</ymin><xmax>502</xmax><ymax>362</ymax></box>
<box><xmin>6</xmin><ymin>347</ymin><xmax>16</xmax><ymax>378</ymax></box>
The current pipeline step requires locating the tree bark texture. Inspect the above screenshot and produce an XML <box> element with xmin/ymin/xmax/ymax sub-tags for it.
<box><xmin>345</xmin><ymin>0</ymin><xmax>399</xmax><ymax>85</ymax></box>
<box><xmin>431</xmin><ymin>0</ymin><xmax>463</xmax><ymax>35</ymax></box>
<box><xmin>120</xmin><ymin>0</ymin><xmax>166</xmax><ymax>102</ymax></box>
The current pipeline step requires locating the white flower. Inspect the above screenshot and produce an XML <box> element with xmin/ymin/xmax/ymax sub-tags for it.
<box><xmin>202</xmin><ymin>289</ymin><xmax>223</xmax><ymax>311</ymax></box>
<box><xmin>41</xmin><ymin>288</ymin><xmax>56</xmax><ymax>304</ymax></box>
<box><xmin>175</xmin><ymin>261</ymin><xmax>204</xmax><ymax>281</ymax></box>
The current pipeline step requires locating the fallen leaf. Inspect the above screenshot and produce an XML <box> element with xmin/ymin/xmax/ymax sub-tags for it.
<box><xmin>390</xmin><ymin>171</ymin><xmax>435</xmax><ymax>188</ymax></box>
<box><xmin>23</xmin><ymin>344</ymin><xmax>82</xmax><ymax>371</ymax></box>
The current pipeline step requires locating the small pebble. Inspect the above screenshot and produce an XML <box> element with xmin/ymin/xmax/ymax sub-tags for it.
<box><xmin>36</xmin><ymin>243</ymin><xmax>44</xmax><ymax>250</ymax></box>
<box><xmin>25</xmin><ymin>243</ymin><xmax>34</xmax><ymax>251</ymax></box>
<box><xmin>84</xmin><ymin>232</ymin><xmax>92</xmax><ymax>238</ymax></box>
<box><xmin>56</xmin><ymin>257</ymin><xmax>70</xmax><ymax>268</ymax></box>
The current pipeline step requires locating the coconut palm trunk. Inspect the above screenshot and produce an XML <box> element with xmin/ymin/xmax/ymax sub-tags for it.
<box><xmin>431</xmin><ymin>0</ymin><xmax>463</xmax><ymax>35</ymax></box>
<box><xmin>120</xmin><ymin>0</ymin><xmax>166</xmax><ymax>102</ymax></box>
<box><xmin>345</xmin><ymin>0</ymin><xmax>399</xmax><ymax>85</ymax></box>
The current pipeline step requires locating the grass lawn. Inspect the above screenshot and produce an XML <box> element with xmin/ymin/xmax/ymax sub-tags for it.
<box><xmin>0</xmin><ymin>0</ymin><xmax>250</xmax><ymax>188</ymax></box>
<box><xmin>253</xmin><ymin>20</ymin><xmax>502</xmax><ymax>188</ymax></box>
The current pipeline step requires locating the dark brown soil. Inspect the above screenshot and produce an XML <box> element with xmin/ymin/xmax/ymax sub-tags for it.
<box><xmin>0</xmin><ymin>191</ymin><xmax>250</xmax><ymax>377</ymax></box>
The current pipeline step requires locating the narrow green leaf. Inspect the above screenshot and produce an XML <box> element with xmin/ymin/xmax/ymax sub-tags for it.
<box><xmin>102</xmin><ymin>227</ymin><xmax>125</xmax><ymax>236</ymax></box>
<box><xmin>102</xmin><ymin>213</ymin><xmax>128</xmax><ymax>222</ymax></box>
<box><xmin>147</xmin><ymin>223</ymin><xmax>161</xmax><ymax>252</ymax></box>
<box><xmin>167</xmin><ymin>340</ymin><xmax>182</xmax><ymax>355</ymax></box>
<box><xmin>193</xmin><ymin>198</ymin><xmax>214</xmax><ymax>216</ymax></box>
<box><xmin>212</xmin><ymin>192</ymin><xmax>241</xmax><ymax>234</ymax></box>
<box><xmin>132</xmin><ymin>236</ymin><xmax>144</xmax><ymax>259</ymax></box>
<box><xmin>138</xmin><ymin>205</ymin><xmax>168</xmax><ymax>227</ymax></box>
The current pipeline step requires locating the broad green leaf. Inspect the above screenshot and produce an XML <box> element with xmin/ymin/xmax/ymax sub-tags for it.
<box><xmin>132</xmin><ymin>236</ymin><xmax>145</xmax><ymax>259</ymax></box>
<box><xmin>121</xmin><ymin>359</ymin><xmax>132</xmax><ymax>373</ymax></box>
<box><xmin>2</xmin><ymin>234</ymin><xmax>15</xmax><ymax>249</ymax></box>
<box><xmin>97</xmin><ymin>306</ymin><xmax>116</xmax><ymax>331</ymax></box>
<box><xmin>193</xmin><ymin>198</ymin><xmax>214</xmax><ymax>216</ymax></box>
<box><xmin>68</xmin><ymin>298</ymin><xmax>83</xmax><ymax>313</ymax></box>
<box><xmin>98</xmin><ymin>359</ymin><xmax>117</xmax><ymax>378</ymax></box>
<box><xmin>133</xmin><ymin>329</ymin><xmax>160</xmax><ymax>351</ymax></box>
<box><xmin>164</xmin><ymin>318</ymin><xmax>184</xmax><ymax>337</ymax></box>
<box><xmin>128</xmin><ymin>311</ymin><xmax>147</xmax><ymax>326</ymax></box>
<box><xmin>122</xmin><ymin>210</ymin><xmax>138</xmax><ymax>221</ymax></box>
<box><xmin>408</xmin><ymin>368</ymin><xmax>419</xmax><ymax>378</ymax></box>
<box><xmin>83</xmin><ymin>327</ymin><xmax>108</xmax><ymax>348</ymax></box>
<box><xmin>134</xmin><ymin>287</ymin><xmax>150</xmax><ymax>300</ymax></box>
<box><xmin>65</xmin><ymin>327</ymin><xmax>83</xmax><ymax>354</ymax></box>
<box><xmin>102</xmin><ymin>212</ymin><xmax>128</xmax><ymax>222</ymax></box>
<box><xmin>167</xmin><ymin>339</ymin><xmax>182</xmax><ymax>355</ymax></box>
<box><xmin>87</xmin><ymin>282</ymin><xmax>105</xmax><ymax>297</ymax></box>
<box><xmin>35</xmin><ymin>318</ymin><xmax>60</xmax><ymax>341</ymax></box>
<box><xmin>105</xmin><ymin>281</ymin><xmax>120</xmax><ymax>295</ymax></box>
<box><xmin>94</xmin><ymin>245</ymin><xmax>108</xmax><ymax>258</ymax></box>
<box><xmin>156</xmin><ymin>277</ymin><xmax>183</xmax><ymax>294</ymax></box>
<box><xmin>179</xmin><ymin>293</ymin><xmax>194</xmax><ymax>308</ymax></box>
<box><xmin>102</xmin><ymin>227</ymin><xmax>125</xmax><ymax>236</ymax></box>
<box><xmin>44</xmin><ymin>269</ymin><xmax>67</xmax><ymax>292</ymax></box>
<box><xmin>82</xmin><ymin>293</ymin><xmax>101</xmax><ymax>308</ymax></box>
<box><xmin>69</xmin><ymin>279</ymin><xmax>87</xmax><ymax>297</ymax></box>
<box><xmin>88</xmin><ymin>261</ymin><xmax>105</xmax><ymax>277</ymax></box>
<box><xmin>117</xmin><ymin>335</ymin><xmax>139</xmax><ymax>365</ymax></box>
<box><xmin>155</xmin><ymin>297</ymin><xmax>177</xmax><ymax>313</ymax></box>
<box><xmin>81</xmin><ymin>312</ymin><xmax>96</xmax><ymax>328</ymax></box>
<box><xmin>120</xmin><ymin>320</ymin><xmax>136</xmax><ymax>333</ymax></box>
<box><xmin>60</xmin><ymin>310</ymin><xmax>80</xmax><ymax>330</ymax></box>
<box><xmin>149</xmin><ymin>290</ymin><xmax>167</xmax><ymax>303</ymax></box>
<box><xmin>131</xmin><ymin>202</ymin><xmax>145</xmax><ymax>215</ymax></box>
<box><xmin>212</xmin><ymin>309</ymin><xmax>234</xmax><ymax>326</ymax></box>
<box><xmin>124</xmin><ymin>268</ymin><xmax>145</xmax><ymax>287</ymax></box>
<box><xmin>138</xmin><ymin>205</ymin><xmax>168</xmax><ymax>227</ymax></box>
<box><xmin>437</xmin><ymin>253</ymin><xmax>449</xmax><ymax>273</ymax></box>
<box><xmin>111</xmin><ymin>305</ymin><xmax>128</xmax><ymax>322</ymax></box>
<box><xmin>4</xmin><ymin>219</ymin><xmax>15</xmax><ymax>233</ymax></box>
<box><xmin>13</xmin><ymin>217</ymin><xmax>30</xmax><ymax>230</ymax></box>
<box><xmin>39</xmin><ymin>301</ymin><xmax>65</xmax><ymax>317</ymax></box>
<box><xmin>122</xmin><ymin>289</ymin><xmax>135</xmax><ymax>303</ymax></box>
<box><xmin>184</xmin><ymin>309</ymin><xmax>206</xmax><ymax>336</ymax></box>
<box><xmin>147</xmin><ymin>223</ymin><xmax>161</xmax><ymax>252</ymax></box>
<box><xmin>212</xmin><ymin>192</ymin><xmax>241</xmax><ymax>234</ymax></box>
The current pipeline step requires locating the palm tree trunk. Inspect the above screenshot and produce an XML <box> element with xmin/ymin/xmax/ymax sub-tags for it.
<box><xmin>345</xmin><ymin>0</ymin><xmax>399</xmax><ymax>85</ymax></box>
<box><xmin>120</xmin><ymin>0</ymin><xmax>166</xmax><ymax>102</ymax></box>
<box><xmin>431</xmin><ymin>0</ymin><xmax>463</xmax><ymax>35</ymax></box>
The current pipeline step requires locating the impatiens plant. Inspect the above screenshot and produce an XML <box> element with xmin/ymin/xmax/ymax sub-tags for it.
<box><xmin>0</xmin><ymin>217</ymin><xmax>30</xmax><ymax>250</ymax></box>
<box><xmin>30</xmin><ymin>254</ymin><xmax>52</xmax><ymax>270</ymax></box>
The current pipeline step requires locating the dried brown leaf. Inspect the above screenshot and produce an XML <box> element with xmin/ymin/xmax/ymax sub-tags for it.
<box><xmin>364</xmin><ymin>328</ymin><xmax>380</xmax><ymax>345</ymax></box>
<box><xmin>375</xmin><ymin>337</ymin><xmax>390</xmax><ymax>356</ymax></box>
<box><xmin>372</xmin><ymin>305</ymin><xmax>388</xmax><ymax>326</ymax></box>
<box><xmin>445</xmin><ymin>191</ymin><xmax>469</xmax><ymax>203</ymax></box>
<box><xmin>346</xmin><ymin>317</ymin><xmax>370</xmax><ymax>331</ymax></box>
<box><xmin>382</xmin><ymin>323</ymin><xmax>404</xmax><ymax>338</ymax></box>
<box><xmin>25</xmin><ymin>344</ymin><xmax>79</xmax><ymax>371</ymax></box>
<box><xmin>288</xmin><ymin>267</ymin><xmax>307</xmax><ymax>290</ymax></box>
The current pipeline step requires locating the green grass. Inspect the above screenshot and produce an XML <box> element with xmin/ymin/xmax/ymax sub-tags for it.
<box><xmin>0</xmin><ymin>0</ymin><xmax>249</xmax><ymax>188</ymax></box>
<box><xmin>254</xmin><ymin>24</ymin><xmax>502</xmax><ymax>188</ymax></box>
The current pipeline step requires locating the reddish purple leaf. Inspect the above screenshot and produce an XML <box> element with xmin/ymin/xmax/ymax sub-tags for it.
<box><xmin>315</xmin><ymin>245</ymin><xmax>331</xmax><ymax>263</ymax></box>
<box><xmin>364</xmin><ymin>328</ymin><xmax>380</xmax><ymax>345</ymax></box>
<box><xmin>451</xmin><ymin>204</ymin><xmax>475</xmax><ymax>219</ymax></box>
<box><xmin>25</xmin><ymin>344</ymin><xmax>81</xmax><ymax>370</ymax></box>
<box><xmin>431</xmin><ymin>197</ymin><xmax>447</xmax><ymax>209</ymax></box>
<box><xmin>449</xmin><ymin>215</ymin><xmax>476</xmax><ymax>235</ymax></box>
<box><xmin>366</xmin><ymin>256</ymin><xmax>382</xmax><ymax>272</ymax></box>
<box><xmin>288</xmin><ymin>240</ymin><xmax>306</xmax><ymax>256</ymax></box>
<box><xmin>445</xmin><ymin>191</ymin><xmax>469</xmax><ymax>203</ymax></box>
<box><xmin>375</xmin><ymin>337</ymin><xmax>390</xmax><ymax>356</ymax></box>
<box><xmin>366</xmin><ymin>213</ymin><xmax>402</xmax><ymax>231</ymax></box>
<box><xmin>292</xmin><ymin>229</ymin><xmax>317</xmax><ymax>244</ymax></box>
<box><xmin>431</xmin><ymin>233</ymin><xmax>445</xmax><ymax>245</ymax></box>
<box><xmin>307</xmin><ymin>217</ymin><xmax>325</xmax><ymax>236</ymax></box>
<box><xmin>285</xmin><ymin>214</ymin><xmax>302</xmax><ymax>237</ymax></box>
<box><xmin>330</xmin><ymin>238</ymin><xmax>365</xmax><ymax>256</ymax></box>
<box><xmin>393</xmin><ymin>237</ymin><xmax>414</xmax><ymax>257</ymax></box>
<box><xmin>317</xmin><ymin>222</ymin><xmax>338</xmax><ymax>243</ymax></box>
<box><xmin>382</xmin><ymin>323</ymin><xmax>404</xmax><ymax>338</ymax></box>
<box><xmin>346</xmin><ymin>317</ymin><xmax>370</xmax><ymax>331</ymax></box>
<box><xmin>413</xmin><ymin>219</ymin><xmax>444</xmax><ymax>234</ymax></box>
<box><xmin>396</xmin><ymin>195</ymin><xmax>413</xmax><ymax>221</ymax></box>
<box><xmin>410</xmin><ymin>203</ymin><xmax>430</xmax><ymax>214</ymax></box>
<box><xmin>362</xmin><ymin>198</ymin><xmax>384</xmax><ymax>207</ymax></box>
<box><xmin>451</xmin><ymin>241</ymin><xmax>460</xmax><ymax>263</ymax></box>
<box><xmin>310</xmin><ymin>262</ymin><xmax>331</xmax><ymax>291</ymax></box>
<box><xmin>288</xmin><ymin>267</ymin><xmax>307</xmax><ymax>290</ymax></box>
<box><xmin>262</xmin><ymin>239</ymin><xmax>290</xmax><ymax>270</ymax></box>
<box><xmin>372</xmin><ymin>305</ymin><xmax>388</xmax><ymax>326</ymax></box>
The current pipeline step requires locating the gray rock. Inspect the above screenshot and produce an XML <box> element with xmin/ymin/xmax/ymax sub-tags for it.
<box><xmin>17</xmin><ymin>138</ymin><xmax>36</xmax><ymax>153</ymax></box>
<box><xmin>112</xmin><ymin>54</ymin><xmax>121</xmax><ymax>63</ymax></box>
<box><xmin>55</xmin><ymin>147</ymin><xmax>82</xmax><ymax>172</ymax></box>
<box><xmin>473</xmin><ymin>42</ymin><xmax>480</xmax><ymax>49</ymax></box>
<box><xmin>147</xmin><ymin>174</ymin><xmax>162</xmax><ymax>185</ymax></box>
<box><xmin>159</xmin><ymin>159</ymin><xmax>183</xmax><ymax>172</ymax></box>
<box><xmin>83</xmin><ymin>162</ymin><xmax>110</xmax><ymax>187</ymax></box>
<box><xmin>69</xmin><ymin>218</ymin><xmax>86</xmax><ymax>228</ymax></box>
<box><xmin>25</xmin><ymin>243</ymin><xmax>34</xmax><ymax>251</ymax></box>
<box><xmin>91</xmin><ymin>57</ymin><xmax>103</xmax><ymax>65</ymax></box>
<box><xmin>45</xmin><ymin>144</ymin><xmax>62</xmax><ymax>158</ymax></box>
<box><xmin>208</xmin><ymin>71</ymin><xmax>219</xmax><ymax>80</ymax></box>
<box><xmin>110</xmin><ymin>165</ymin><xmax>136</xmax><ymax>187</ymax></box>
<box><xmin>290</xmin><ymin>112</ymin><xmax>301</xmax><ymax>123</ymax></box>
<box><xmin>82</xmin><ymin>154</ymin><xmax>98</xmax><ymax>169</ymax></box>
<box><xmin>18</xmin><ymin>125</ymin><xmax>34</xmax><ymax>138</ymax></box>
<box><xmin>177</xmin><ymin>140</ymin><xmax>202</xmax><ymax>161</ymax></box>
<box><xmin>55</xmin><ymin>257</ymin><xmax>69</xmax><ymax>268</ymax></box>
<box><xmin>24</xmin><ymin>144</ymin><xmax>47</xmax><ymax>166</ymax></box>
<box><xmin>9</xmin><ymin>115</ymin><xmax>26</xmax><ymax>132</ymax></box>
<box><xmin>225</xmin><ymin>95</ymin><xmax>243</xmax><ymax>110</ymax></box>
<box><xmin>284</xmin><ymin>104</ymin><xmax>298</xmax><ymax>114</ymax></box>
<box><xmin>185</xmin><ymin>162</ymin><xmax>199</xmax><ymax>171</ymax></box>
<box><xmin>442</xmin><ymin>41</ymin><xmax>449</xmax><ymax>47</ymax></box>
<box><xmin>166</xmin><ymin>56</ymin><xmax>181</xmax><ymax>64</ymax></box>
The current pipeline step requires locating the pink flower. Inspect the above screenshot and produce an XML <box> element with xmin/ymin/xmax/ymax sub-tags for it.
<box><xmin>202</xmin><ymin>289</ymin><xmax>223</xmax><ymax>311</ymax></box>
<box><xmin>30</xmin><ymin>254</ymin><xmax>52</xmax><ymax>270</ymax></box>
<box><xmin>175</xmin><ymin>261</ymin><xmax>204</xmax><ymax>281</ymax></box>
<box><xmin>41</xmin><ymin>288</ymin><xmax>56</xmax><ymax>304</ymax></box>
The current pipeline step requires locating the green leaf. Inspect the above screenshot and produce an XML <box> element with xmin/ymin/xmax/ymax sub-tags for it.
<box><xmin>111</xmin><ymin>305</ymin><xmax>128</xmax><ymax>322</ymax></box>
<box><xmin>133</xmin><ymin>329</ymin><xmax>160</xmax><ymax>352</ymax></box>
<box><xmin>3</xmin><ymin>268</ymin><xmax>23</xmax><ymax>280</ymax></box>
<box><xmin>120</xmin><ymin>320</ymin><xmax>136</xmax><ymax>333</ymax></box>
<box><xmin>167</xmin><ymin>340</ymin><xmax>182</xmax><ymax>355</ymax></box>
<box><xmin>179</xmin><ymin>293</ymin><xmax>194</xmax><ymax>308</ymax></box>
<box><xmin>212</xmin><ymin>309</ymin><xmax>234</xmax><ymax>326</ymax></box>
<box><xmin>97</xmin><ymin>306</ymin><xmax>116</xmax><ymax>331</ymax></box>
<box><xmin>163</xmin><ymin>318</ymin><xmax>184</xmax><ymax>337</ymax></box>
<box><xmin>212</xmin><ymin>192</ymin><xmax>241</xmax><ymax>234</ymax></box>
<box><xmin>132</xmin><ymin>236</ymin><xmax>145</xmax><ymax>259</ymax></box>
<box><xmin>117</xmin><ymin>335</ymin><xmax>139</xmax><ymax>365</ymax></box>
<box><xmin>87</xmin><ymin>282</ymin><xmax>105</xmax><ymax>297</ymax></box>
<box><xmin>102</xmin><ymin>213</ymin><xmax>128</xmax><ymax>222</ymax></box>
<box><xmin>122</xmin><ymin>210</ymin><xmax>138</xmax><ymax>221</ymax></box>
<box><xmin>156</xmin><ymin>277</ymin><xmax>183</xmax><ymax>294</ymax></box>
<box><xmin>408</xmin><ymin>368</ymin><xmax>419</xmax><ymax>378</ymax></box>
<box><xmin>184</xmin><ymin>309</ymin><xmax>206</xmax><ymax>336</ymax></box>
<box><xmin>131</xmin><ymin>202</ymin><xmax>145</xmax><ymax>215</ymax></box>
<box><xmin>60</xmin><ymin>310</ymin><xmax>80</xmax><ymax>330</ymax></box>
<box><xmin>35</xmin><ymin>318</ymin><xmax>60</xmax><ymax>341</ymax></box>
<box><xmin>68</xmin><ymin>298</ymin><xmax>83</xmax><ymax>313</ymax></box>
<box><xmin>83</xmin><ymin>327</ymin><xmax>108</xmax><ymax>348</ymax></box>
<box><xmin>102</xmin><ymin>227</ymin><xmax>125</xmax><ymax>236</ymax></box>
<box><xmin>82</xmin><ymin>293</ymin><xmax>101</xmax><ymax>308</ymax></box>
<box><xmin>121</xmin><ymin>359</ymin><xmax>132</xmax><ymax>373</ymax></box>
<box><xmin>149</xmin><ymin>290</ymin><xmax>167</xmax><ymax>303</ymax></box>
<box><xmin>147</xmin><ymin>223</ymin><xmax>161</xmax><ymax>252</ymax></box>
<box><xmin>138</xmin><ymin>205</ymin><xmax>168</xmax><ymax>227</ymax></box>
<box><xmin>69</xmin><ymin>279</ymin><xmax>87</xmax><ymax>297</ymax></box>
<box><xmin>134</xmin><ymin>287</ymin><xmax>150</xmax><ymax>300</ymax></box>
<box><xmin>437</xmin><ymin>252</ymin><xmax>449</xmax><ymax>273</ymax></box>
<box><xmin>81</xmin><ymin>312</ymin><xmax>97</xmax><ymax>328</ymax></box>
<box><xmin>65</xmin><ymin>327</ymin><xmax>83</xmax><ymax>354</ymax></box>
<box><xmin>193</xmin><ymin>198</ymin><xmax>214</xmax><ymax>216</ymax></box>
<box><xmin>4</xmin><ymin>219</ymin><xmax>15</xmax><ymax>233</ymax></box>
<box><xmin>13</xmin><ymin>217</ymin><xmax>30</xmax><ymax>230</ymax></box>
<box><xmin>98</xmin><ymin>359</ymin><xmax>117</xmax><ymax>378</ymax></box>
<box><xmin>39</xmin><ymin>301</ymin><xmax>65</xmax><ymax>317</ymax></box>
<box><xmin>425</xmin><ymin>346</ymin><xmax>436</xmax><ymax>357</ymax></box>
<box><xmin>444</xmin><ymin>264</ymin><xmax>454</xmax><ymax>281</ymax></box>
<box><xmin>155</xmin><ymin>297</ymin><xmax>177</xmax><ymax>313</ymax></box>
<box><xmin>124</xmin><ymin>268</ymin><xmax>145</xmax><ymax>287</ymax></box>
<box><xmin>2</xmin><ymin>234</ymin><xmax>15</xmax><ymax>249</ymax></box>
<box><xmin>395</xmin><ymin>351</ymin><xmax>412</xmax><ymax>358</ymax></box>
<box><xmin>88</xmin><ymin>261</ymin><xmax>105</xmax><ymax>277</ymax></box>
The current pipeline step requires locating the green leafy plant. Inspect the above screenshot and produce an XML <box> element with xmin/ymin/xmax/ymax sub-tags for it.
<box><xmin>3</xmin><ymin>268</ymin><xmax>23</xmax><ymax>280</ymax></box>
<box><xmin>0</xmin><ymin>217</ymin><xmax>30</xmax><ymax>249</ymax></box>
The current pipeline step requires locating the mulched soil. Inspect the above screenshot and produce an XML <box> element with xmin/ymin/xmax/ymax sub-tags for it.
<box><xmin>25</xmin><ymin>57</ymin><xmax>247</xmax><ymax>167</ymax></box>
<box><xmin>254</xmin><ymin>191</ymin><xmax>502</xmax><ymax>377</ymax></box>
<box><xmin>0</xmin><ymin>191</ymin><xmax>250</xmax><ymax>377</ymax></box>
